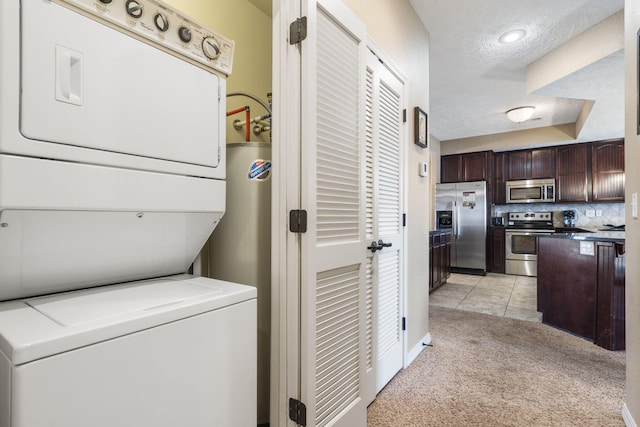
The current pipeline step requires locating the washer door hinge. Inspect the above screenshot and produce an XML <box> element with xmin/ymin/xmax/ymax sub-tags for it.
<box><xmin>289</xmin><ymin>210</ymin><xmax>307</xmax><ymax>233</ymax></box>
<box><xmin>289</xmin><ymin>398</ymin><xmax>307</xmax><ymax>426</ymax></box>
<box><xmin>289</xmin><ymin>17</ymin><xmax>308</xmax><ymax>45</ymax></box>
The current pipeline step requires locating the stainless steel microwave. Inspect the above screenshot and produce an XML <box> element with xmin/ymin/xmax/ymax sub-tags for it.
<box><xmin>506</xmin><ymin>178</ymin><xmax>555</xmax><ymax>203</ymax></box>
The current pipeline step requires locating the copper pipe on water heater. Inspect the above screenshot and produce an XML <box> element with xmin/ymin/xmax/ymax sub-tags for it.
<box><xmin>226</xmin><ymin>105</ymin><xmax>251</xmax><ymax>142</ymax></box>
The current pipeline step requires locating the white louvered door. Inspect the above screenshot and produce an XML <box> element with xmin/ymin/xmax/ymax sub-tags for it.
<box><xmin>363</xmin><ymin>48</ymin><xmax>404</xmax><ymax>401</ymax></box>
<box><xmin>299</xmin><ymin>0</ymin><xmax>367</xmax><ymax>426</ymax></box>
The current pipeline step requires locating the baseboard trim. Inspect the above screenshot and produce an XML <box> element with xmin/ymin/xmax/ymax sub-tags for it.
<box><xmin>623</xmin><ymin>403</ymin><xmax>637</xmax><ymax>427</ymax></box>
<box><xmin>405</xmin><ymin>332</ymin><xmax>431</xmax><ymax>368</ymax></box>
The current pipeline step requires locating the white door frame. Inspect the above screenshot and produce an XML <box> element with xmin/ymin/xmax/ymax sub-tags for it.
<box><xmin>271</xmin><ymin>0</ymin><xmax>302</xmax><ymax>425</ymax></box>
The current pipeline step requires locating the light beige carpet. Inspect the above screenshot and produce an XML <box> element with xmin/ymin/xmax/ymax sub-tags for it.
<box><xmin>367</xmin><ymin>306</ymin><xmax>626</xmax><ymax>426</ymax></box>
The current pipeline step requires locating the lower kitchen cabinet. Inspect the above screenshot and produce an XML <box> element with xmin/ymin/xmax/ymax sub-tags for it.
<box><xmin>537</xmin><ymin>236</ymin><xmax>625</xmax><ymax>350</ymax></box>
<box><xmin>487</xmin><ymin>227</ymin><xmax>505</xmax><ymax>273</ymax></box>
<box><xmin>429</xmin><ymin>230</ymin><xmax>451</xmax><ymax>293</ymax></box>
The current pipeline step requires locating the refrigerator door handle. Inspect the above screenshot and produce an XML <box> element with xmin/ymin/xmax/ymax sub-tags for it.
<box><xmin>453</xmin><ymin>202</ymin><xmax>459</xmax><ymax>240</ymax></box>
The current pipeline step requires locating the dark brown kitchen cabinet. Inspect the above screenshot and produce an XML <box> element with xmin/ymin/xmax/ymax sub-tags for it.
<box><xmin>594</xmin><ymin>241</ymin><xmax>625</xmax><ymax>350</ymax></box>
<box><xmin>429</xmin><ymin>230</ymin><xmax>451</xmax><ymax>293</ymax></box>
<box><xmin>555</xmin><ymin>139</ymin><xmax>625</xmax><ymax>203</ymax></box>
<box><xmin>507</xmin><ymin>148</ymin><xmax>555</xmax><ymax>180</ymax></box>
<box><xmin>440</xmin><ymin>151</ymin><xmax>488</xmax><ymax>183</ymax></box>
<box><xmin>441</xmin><ymin>155</ymin><xmax>463</xmax><ymax>183</ymax></box>
<box><xmin>492</xmin><ymin>152</ymin><xmax>507</xmax><ymax>205</ymax></box>
<box><xmin>463</xmin><ymin>151</ymin><xmax>488</xmax><ymax>181</ymax></box>
<box><xmin>507</xmin><ymin>150</ymin><xmax>528</xmax><ymax>180</ymax></box>
<box><xmin>592</xmin><ymin>139</ymin><xmax>624</xmax><ymax>202</ymax></box>
<box><xmin>487</xmin><ymin>227</ymin><xmax>505</xmax><ymax>273</ymax></box>
<box><xmin>537</xmin><ymin>236</ymin><xmax>625</xmax><ymax>350</ymax></box>
<box><xmin>556</xmin><ymin>143</ymin><xmax>589</xmax><ymax>202</ymax></box>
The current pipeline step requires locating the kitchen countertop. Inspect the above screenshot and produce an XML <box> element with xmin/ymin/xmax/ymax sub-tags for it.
<box><xmin>533</xmin><ymin>227</ymin><xmax>625</xmax><ymax>243</ymax></box>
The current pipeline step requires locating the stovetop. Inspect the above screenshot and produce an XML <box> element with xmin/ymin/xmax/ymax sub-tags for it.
<box><xmin>506</xmin><ymin>211</ymin><xmax>554</xmax><ymax>230</ymax></box>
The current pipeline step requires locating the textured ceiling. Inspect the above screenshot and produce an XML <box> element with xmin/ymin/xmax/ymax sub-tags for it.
<box><xmin>409</xmin><ymin>0</ymin><xmax>625</xmax><ymax>144</ymax></box>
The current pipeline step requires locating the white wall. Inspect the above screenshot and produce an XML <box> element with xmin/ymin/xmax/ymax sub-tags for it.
<box><xmin>623</xmin><ymin>2</ymin><xmax>639</xmax><ymax>425</ymax></box>
<box><xmin>342</xmin><ymin>0</ymin><xmax>431</xmax><ymax>356</ymax></box>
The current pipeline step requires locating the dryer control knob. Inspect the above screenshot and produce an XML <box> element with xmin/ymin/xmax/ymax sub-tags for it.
<box><xmin>99</xmin><ymin>0</ymin><xmax>113</xmax><ymax>3</ymax></box>
<box><xmin>178</xmin><ymin>26</ymin><xmax>192</xmax><ymax>43</ymax></box>
<box><xmin>202</xmin><ymin>36</ymin><xmax>221</xmax><ymax>60</ymax></box>
<box><xmin>125</xmin><ymin>0</ymin><xmax>143</xmax><ymax>18</ymax></box>
<box><xmin>154</xmin><ymin>13</ymin><xmax>169</xmax><ymax>32</ymax></box>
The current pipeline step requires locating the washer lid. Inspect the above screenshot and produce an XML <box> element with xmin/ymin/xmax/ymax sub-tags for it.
<box><xmin>27</xmin><ymin>279</ymin><xmax>224</xmax><ymax>327</ymax></box>
<box><xmin>0</xmin><ymin>275</ymin><xmax>256</xmax><ymax>365</ymax></box>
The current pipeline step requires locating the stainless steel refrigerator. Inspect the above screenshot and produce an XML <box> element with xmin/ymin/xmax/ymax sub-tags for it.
<box><xmin>435</xmin><ymin>181</ymin><xmax>487</xmax><ymax>274</ymax></box>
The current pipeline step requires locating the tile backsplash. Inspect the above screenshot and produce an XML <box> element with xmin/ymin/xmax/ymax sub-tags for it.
<box><xmin>493</xmin><ymin>202</ymin><xmax>625</xmax><ymax>228</ymax></box>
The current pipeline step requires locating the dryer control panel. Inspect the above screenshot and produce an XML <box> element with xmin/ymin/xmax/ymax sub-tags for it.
<box><xmin>51</xmin><ymin>0</ymin><xmax>235</xmax><ymax>76</ymax></box>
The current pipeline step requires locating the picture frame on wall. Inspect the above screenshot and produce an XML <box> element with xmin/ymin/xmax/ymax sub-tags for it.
<box><xmin>414</xmin><ymin>106</ymin><xmax>428</xmax><ymax>148</ymax></box>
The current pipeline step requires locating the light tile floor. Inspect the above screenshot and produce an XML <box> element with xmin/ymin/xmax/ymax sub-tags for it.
<box><xmin>429</xmin><ymin>272</ymin><xmax>542</xmax><ymax>322</ymax></box>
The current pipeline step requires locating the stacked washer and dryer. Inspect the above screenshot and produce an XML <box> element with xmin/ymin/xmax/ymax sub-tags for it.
<box><xmin>0</xmin><ymin>1</ymin><xmax>256</xmax><ymax>426</ymax></box>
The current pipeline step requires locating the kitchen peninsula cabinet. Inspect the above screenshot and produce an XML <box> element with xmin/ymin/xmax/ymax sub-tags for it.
<box><xmin>429</xmin><ymin>230</ymin><xmax>451</xmax><ymax>292</ymax></box>
<box><xmin>507</xmin><ymin>148</ymin><xmax>555</xmax><ymax>180</ymax></box>
<box><xmin>537</xmin><ymin>235</ymin><xmax>625</xmax><ymax>350</ymax></box>
<box><xmin>440</xmin><ymin>151</ymin><xmax>488</xmax><ymax>183</ymax></box>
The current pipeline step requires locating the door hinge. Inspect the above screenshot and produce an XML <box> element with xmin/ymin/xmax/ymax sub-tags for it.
<box><xmin>289</xmin><ymin>16</ymin><xmax>308</xmax><ymax>45</ymax></box>
<box><xmin>403</xmin><ymin>108</ymin><xmax>407</xmax><ymax>123</ymax></box>
<box><xmin>289</xmin><ymin>209</ymin><xmax>308</xmax><ymax>233</ymax></box>
<box><xmin>402</xmin><ymin>317</ymin><xmax>407</xmax><ymax>331</ymax></box>
<box><xmin>403</xmin><ymin>213</ymin><xmax>407</xmax><ymax>227</ymax></box>
<box><xmin>289</xmin><ymin>398</ymin><xmax>307</xmax><ymax>426</ymax></box>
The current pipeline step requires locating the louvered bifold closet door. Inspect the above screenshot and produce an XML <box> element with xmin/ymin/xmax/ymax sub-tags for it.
<box><xmin>299</xmin><ymin>1</ymin><xmax>367</xmax><ymax>426</ymax></box>
<box><xmin>363</xmin><ymin>65</ymin><xmax>376</xmax><ymax>405</ymax></box>
<box><xmin>364</xmin><ymin>48</ymin><xmax>405</xmax><ymax>396</ymax></box>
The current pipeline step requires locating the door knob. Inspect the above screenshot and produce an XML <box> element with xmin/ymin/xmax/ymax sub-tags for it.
<box><xmin>367</xmin><ymin>239</ymin><xmax>392</xmax><ymax>253</ymax></box>
<box><xmin>367</xmin><ymin>240</ymin><xmax>381</xmax><ymax>253</ymax></box>
<box><xmin>377</xmin><ymin>239</ymin><xmax>392</xmax><ymax>248</ymax></box>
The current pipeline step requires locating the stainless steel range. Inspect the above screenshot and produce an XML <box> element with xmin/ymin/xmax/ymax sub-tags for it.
<box><xmin>505</xmin><ymin>211</ymin><xmax>554</xmax><ymax>276</ymax></box>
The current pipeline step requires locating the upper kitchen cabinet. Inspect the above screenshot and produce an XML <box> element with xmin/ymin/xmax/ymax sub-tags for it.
<box><xmin>556</xmin><ymin>139</ymin><xmax>625</xmax><ymax>203</ymax></box>
<box><xmin>556</xmin><ymin>143</ymin><xmax>589</xmax><ymax>202</ymax></box>
<box><xmin>441</xmin><ymin>154</ymin><xmax>463</xmax><ymax>183</ymax></box>
<box><xmin>592</xmin><ymin>139</ymin><xmax>624</xmax><ymax>202</ymax></box>
<box><xmin>507</xmin><ymin>148</ymin><xmax>555</xmax><ymax>180</ymax></box>
<box><xmin>493</xmin><ymin>152</ymin><xmax>507</xmax><ymax>205</ymax></box>
<box><xmin>440</xmin><ymin>151</ymin><xmax>488</xmax><ymax>183</ymax></box>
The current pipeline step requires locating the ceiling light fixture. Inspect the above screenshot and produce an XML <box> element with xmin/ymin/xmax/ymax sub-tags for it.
<box><xmin>506</xmin><ymin>106</ymin><xmax>535</xmax><ymax>123</ymax></box>
<box><xmin>499</xmin><ymin>29</ymin><xmax>526</xmax><ymax>44</ymax></box>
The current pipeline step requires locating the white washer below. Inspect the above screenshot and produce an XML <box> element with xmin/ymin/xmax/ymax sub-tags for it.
<box><xmin>0</xmin><ymin>275</ymin><xmax>256</xmax><ymax>427</ymax></box>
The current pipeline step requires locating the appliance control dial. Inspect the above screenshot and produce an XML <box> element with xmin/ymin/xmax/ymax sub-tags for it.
<box><xmin>178</xmin><ymin>26</ymin><xmax>192</xmax><ymax>43</ymax></box>
<box><xmin>202</xmin><ymin>36</ymin><xmax>221</xmax><ymax>59</ymax></box>
<box><xmin>54</xmin><ymin>0</ymin><xmax>235</xmax><ymax>76</ymax></box>
<box><xmin>125</xmin><ymin>0</ymin><xmax>143</xmax><ymax>18</ymax></box>
<box><xmin>154</xmin><ymin>13</ymin><xmax>169</xmax><ymax>32</ymax></box>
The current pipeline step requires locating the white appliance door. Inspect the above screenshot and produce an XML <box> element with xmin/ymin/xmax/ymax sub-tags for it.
<box><xmin>20</xmin><ymin>0</ymin><xmax>222</xmax><ymax>170</ymax></box>
<box><xmin>11</xmin><ymin>299</ymin><xmax>256</xmax><ymax>427</ymax></box>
